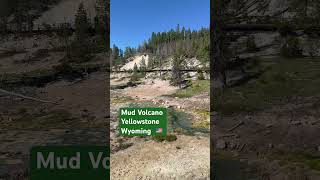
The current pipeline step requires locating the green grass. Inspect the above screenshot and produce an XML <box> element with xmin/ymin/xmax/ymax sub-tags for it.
<box><xmin>111</xmin><ymin>96</ymin><xmax>134</xmax><ymax>104</ymax></box>
<box><xmin>213</xmin><ymin>58</ymin><xmax>320</xmax><ymax>115</ymax></box>
<box><xmin>153</xmin><ymin>134</ymin><xmax>177</xmax><ymax>142</ymax></box>
<box><xmin>213</xmin><ymin>150</ymin><xmax>258</xmax><ymax>180</ymax></box>
<box><xmin>0</xmin><ymin>62</ymin><xmax>103</xmax><ymax>88</ymax></box>
<box><xmin>13</xmin><ymin>109</ymin><xmax>74</xmax><ymax>129</ymax></box>
<box><xmin>125</xmin><ymin>102</ymin><xmax>156</xmax><ymax>108</ymax></box>
<box><xmin>192</xmin><ymin>109</ymin><xmax>210</xmax><ymax>129</ymax></box>
<box><xmin>272</xmin><ymin>151</ymin><xmax>320</xmax><ymax>171</ymax></box>
<box><xmin>170</xmin><ymin>80</ymin><xmax>209</xmax><ymax>98</ymax></box>
<box><xmin>192</xmin><ymin>120</ymin><xmax>210</xmax><ymax>129</ymax></box>
<box><xmin>193</xmin><ymin>109</ymin><xmax>210</xmax><ymax>118</ymax></box>
<box><xmin>0</xmin><ymin>69</ymin><xmax>55</xmax><ymax>88</ymax></box>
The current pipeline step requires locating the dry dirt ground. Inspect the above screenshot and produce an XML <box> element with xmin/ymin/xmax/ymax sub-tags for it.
<box><xmin>123</xmin><ymin>79</ymin><xmax>179</xmax><ymax>100</ymax></box>
<box><xmin>110</xmin><ymin>76</ymin><xmax>210</xmax><ymax>179</ymax></box>
<box><xmin>111</xmin><ymin>135</ymin><xmax>209</xmax><ymax>180</ymax></box>
<box><xmin>0</xmin><ymin>34</ymin><xmax>108</xmax><ymax>178</ymax></box>
<box><xmin>212</xmin><ymin>96</ymin><xmax>320</xmax><ymax>179</ymax></box>
<box><xmin>210</xmin><ymin>56</ymin><xmax>320</xmax><ymax>179</ymax></box>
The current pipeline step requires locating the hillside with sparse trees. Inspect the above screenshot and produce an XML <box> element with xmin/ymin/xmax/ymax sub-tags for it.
<box><xmin>111</xmin><ymin>26</ymin><xmax>209</xmax><ymax>70</ymax></box>
<box><xmin>211</xmin><ymin>0</ymin><xmax>320</xmax><ymax>179</ymax></box>
<box><xmin>0</xmin><ymin>0</ymin><xmax>109</xmax><ymax>178</ymax></box>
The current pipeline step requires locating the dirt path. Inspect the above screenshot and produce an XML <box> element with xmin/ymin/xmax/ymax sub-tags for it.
<box><xmin>0</xmin><ymin>72</ymin><xmax>108</xmax><ymax>178</ymax></box>
<box><xmin>213</xmin><ymin>96</ymin><xmax>320</xmax><ymax>153</ymax></box>
<box><xmin>111</xmin><ymin>135</ymin><xmax>210</xmax><ymax>180</ymax></box>
<box><xmin>39</xmin><ymin>72</ymin><xmax>108</xmax><ymax>122</ymax></box>
<box><xmin>212</xmin><ymin>96</ymin><xmax>320</xmax><ymax>179</ymax></box>
<box><xmin>123</xmin><ymin>79</ymin><xmax>179</xmax><ymax>100</ymax></box>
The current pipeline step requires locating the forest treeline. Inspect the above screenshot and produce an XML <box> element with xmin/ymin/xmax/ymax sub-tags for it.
<box><xmin>111</xmin><ymin>25</ymin><xmax>209</xmax><ymax>68</ymax></box>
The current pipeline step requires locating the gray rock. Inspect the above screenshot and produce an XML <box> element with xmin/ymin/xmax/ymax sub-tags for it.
<box><xmin>229</xmin><ymin>141</ymin><xmax>237</xmax><ymax>149</ymax></box>
<box><xmin>216</xmin><ymin>139</ymin><xmax>227</xmax><ymax>149</ymax></box>
<box><xmin>268</xmin><ymin>143</ymin><xmax>274</xmax><ymax>149</ymax></box>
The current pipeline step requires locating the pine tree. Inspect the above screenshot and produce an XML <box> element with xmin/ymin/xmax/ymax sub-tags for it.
<box><xmin>69</xmin><ymin>2</ymin><xmax>91</xmax><ymax>62</ymax></box>
<box><xmin>124</xmin><ymin>47</ymin><xmax>134</xmax><ymax>59</ymax></box>
<box><xmin>148</xmin><ymin>56</ymin><xmax>155</xmax><ymax>69</ymax></box>
<box><xmin>92</xmin><ymin>0</ymin><xmax>109</xmax><ymax>53</ymax></box>
<box><xmin>197</xmin><ymin>70</ymin><xmax>205</xmax><ymax>80</ymax></box>
<box><xmin>75</xmin><ymin>2</ymin><xmax>89</xmax><ymax>40</ymax></box>
<box><xmin>246</xmin><ymin>35</ymin><xmax>258</xmax><ymax>52</ymax></box>
<box><xmin>280</xmin><ymin>36</ymin><xmax>302</xmax><ymax>58</ymax></box>
<box><xmin>196</xmin><ymin>37</ymin><xmax>209</xmax><ymax>65</ymax></box>
<box><xmin>130</xmin><ymin>63</ymin><xmax>140</xmax><ymax>82</ymax></box>
<box><xmin>171</xmin><ymin>51</ymin><xmax>185</xmax><ymax>88</ymax></box>
<box><xmin>112</xmin><ymin>44</ymin><xmax>120</xmax><ymax>61</ymax></box>
<box><xmin>0</xmin><ymin>0</ymin><xmax>10</xmax><ymax>33</ymax></box>
<box><xmin>95</xmin><ymin>0</ymin><xmax>108</xmax><ymax>36</ymax></box>
<box><xmin>289</xmin><ymin>0</ymin><xmax>309</xmax><ymax>17</ymax></box>
<box><xmin>139</xmin><ymin>57</ymin><xmax>147</xmax><ymax>75</ymax></box>
<box><xmin>133</xmin><ymin>63</ymin><xmax>138</xmax><ymax>72</ymax></box>
<box><xmin>14</xmin><ymin>0</ymin><xmax>28</xmax><ymax>32</ymax></box>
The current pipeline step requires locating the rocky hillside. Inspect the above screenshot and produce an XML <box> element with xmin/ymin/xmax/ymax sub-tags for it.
<box><xmin>35</xmin><ymin>0</ymin><xmax>96</xmax><ymax>25</ymax></box>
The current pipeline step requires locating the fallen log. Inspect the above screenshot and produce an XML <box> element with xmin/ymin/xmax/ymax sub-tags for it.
<box><xmin>0</xmin><ymin>88</ymin><xmax>59</xmax><ymax>104</ymax></box>
<box><xmin>228</xmin><ymin>121</ymin><xmax>245</xmax><ymax>132</ymax></box>
<box><xmin>218</xmin><ymin>133</ymin><xmax>238</xmax><ymax>138</ymax></box>
<box><xmin>224</xmin><ymin>24</ymin><xmax>278</xmax><ymax>32</ymax></box>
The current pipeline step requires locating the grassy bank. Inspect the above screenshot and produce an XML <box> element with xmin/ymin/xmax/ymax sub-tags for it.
<box><xmin>170</xmin><ymin>80</ymin><xmax>209</xmax><ymax>98</ymax></box>
<box><xmin>214</xmin><ymin>58</ymin><xmax>320</xmax><ymax>115</ymax></box>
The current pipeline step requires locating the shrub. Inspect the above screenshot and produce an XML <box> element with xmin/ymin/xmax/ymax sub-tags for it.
<box><xmin>280</xmin><ymin>37</ymin><xmax>303</xmax><ymax>58</ymax></box>
<box><xmin>246</xmin><ymin>35</ymin><xmax>258</xmax><ymax>52</ymax></box>
<box><xmin>53</xmin><ymin>62</ymin><xmax>83</xmax><ymax>80</ymax></box>
<box><xmin>277</xmin><ymin>21</ymin><xmax>293</xmax><ymax>36</ymax></box>
<box><xmin>153</xmin><ymin>134</ymin><xmax>177</xmax><ymax>142</ymax></box>
<box><xmin>306</xmin><ymin>40</ymin><xmax>318</xmax><ymax>58</ymax></box>
<box><xmin>129</xmin><ymin>63</ymin><xmax>141</xmax><ymax>82</ymax></box>
<box><xmin>197</xmin><ymin>71</ymin><xmax>205</xmax><ymax>80</ymax></box>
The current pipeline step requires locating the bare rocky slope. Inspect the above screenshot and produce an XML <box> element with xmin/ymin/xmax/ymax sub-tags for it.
<box><xmin>35</xmin><ymin>0</ymin><xmax>96</xmax><ymax>25</ymax></box>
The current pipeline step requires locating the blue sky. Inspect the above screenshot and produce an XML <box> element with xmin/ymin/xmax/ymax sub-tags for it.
<box><xmin>111</xmin><ymin>0</ymin><xmax>210</xmax><ymax>50</ymax></box>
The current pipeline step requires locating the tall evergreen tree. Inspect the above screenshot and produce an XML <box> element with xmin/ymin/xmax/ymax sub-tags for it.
<box><xmin>95</xmin><ymin>0</ymin><xmax>109</xmax><ymax>39</ymax></box>
<box><xmin>171</xmin><ymin>50</ymin><xmax>185</xmax><ymax>88</ymax></box>
<box><xmin>75</xmin><ymin>2</ymin><xmax>89</xmax><ymax>40</ymax></box>
<box><xmin>14</xmin><ymin>0</ymin><xmax>28</xmax><ymax>31</ymax></box>
<box><xmin>71</xmin><ymin>2</ymin><xmax>91</xmax><ymax>62</ymax></box>
<box><xmin>112</xmin><ymin>44</ymin><xmax>120</xmax><ymax>61</ymax></box>
<box><xmin>0</xmin><ymin>0</ymin><xmax>11</xmax><ymax>33</ymax></box>
<box><xmin>139</xmin><ymin>57</ymin><xmax>147</xmax><ymax>75</ymax></box>
<box><xmin>130</xmin><ymin>63</ymin><xmax>140</xmax><ymax>82</ymax></box>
